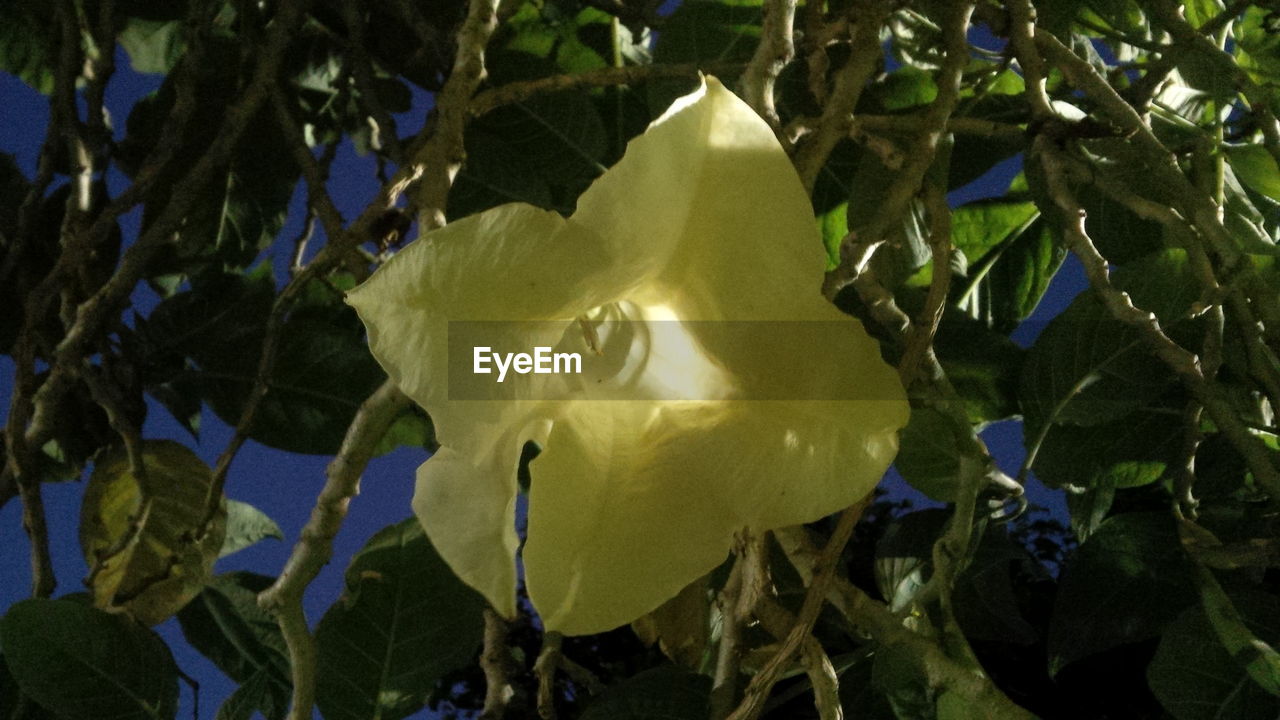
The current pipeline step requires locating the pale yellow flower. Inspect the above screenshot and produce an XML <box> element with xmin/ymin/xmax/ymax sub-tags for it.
<box><xmin>347</xmin><ymin>77</ymin><xmax>908</xmax><ymax>635</ymax></box>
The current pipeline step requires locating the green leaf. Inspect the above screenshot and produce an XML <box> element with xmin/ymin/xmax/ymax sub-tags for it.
<box><xmin>1073</xmin><ymin>181</ymin><xmax>1167</xmax><ymax>264</ymax></box>
<box><xmin>1064</xmin><ymin>478</ymin><xmax>1116</xmax><ymax>543</ymax></box>
<box><xmin>140</xmin><ymin>270</ymin><xmax>402</xmax><ymax>455</ymax></box>
<box><xmin>952</xmin><ymin>529</ymin><xmax>1038</xmax><ymax>645</ymax></box>
<box><xmin>314</xmin><ymin>519</ymin><xmax>487</xmax><ymax>720</ymax></box>
<box><xmin>449</xmin><ymin>129</ymin><xmax>555</xmax><ymax>218</ymax></box>
<box><xmin>0</xmin><ymin>0</ymin><xmax>55</xmax><ymax>93</ymax></box>
<box><xmin>932</xmin><ymin>310</ymin><xmax>1027</xmax><ymax>423</ymax></box>
<box><xmin>176</xmin><ymin>572</ymin><xmax>291</xmax><ymax>720</ymax></box>
<box><xmin>1047</xmin><ymin>512</ymin><xmax>1196</xmax><ymax>675</ymax></box>
<box><xmin>118</xmin><ymin>19</ymin><xmax>185</xmax><ymax>74</ymax></box>
<box><xmin>895</xmin><ymin>408</ymin><xmax>963</xmax><ymax>502</ymax></box>
<box><xmin>463</xmin><ymin>53</ymin><xmax>608</xmax><ymax>215</ymax></box>
<box><xmin>1020</xmin><ymin>250</ymin><xmax>1198</xmax><ymax>437</ymax></box>
<box><xmin>215</xmin><ymin>669</ymin><xmax>278</xmax><ymax>720</ymax></box>
<box><xmin>1</xmin><ymin>598</ymin><xmax>179</xmax><ymax>720</ymax></box>
<box><xmin>79</xmin><ymin>440</ymin><xmax>226</xmax><ymax>626</ymax></box>
<box><xmin>219</xmin><ymin>499</ymin><xmax>284</xmax><ymax>558</ymax></box>
<box><xmin>875</xmin><ymin>509</ymin><xmax>948</xmax><ymax>611</ymax></box>
<box><xmin>947</xmin><ymin>201</ymin><xmax>1063</xmax><ymax>333</ymax></box>
<box><xmin>874</xmin><ymin>67</ymin><xmax>939</xmax><ymax>111</ymax></box>
<box><xmin>1149</xmin><ymin>590</ymin><xmax>1280</xmax><ymax>720</ymax></box>
<box><xmin>579</xmin><ymin>665</ymin><xmax>711</xmax><ymax>720</ymax></box>
<box><xmin>1035</xmin><ymin>402</ymin><xmax>1185</xmax><ymax>490</ymax></box>
<box><xmin>1237</xmin><ymin>7</ymin><xmax>1280</xmax><ymax>88</ymax></box>
<box><xmin>816</xmin><ymin>201</ymin><xmax>848</xmax><ymax>270</ymax></box>
<box><xmin>648</xmin><ymin>0</ymin><xmax>761</xmax><ymax>111</ymax></box>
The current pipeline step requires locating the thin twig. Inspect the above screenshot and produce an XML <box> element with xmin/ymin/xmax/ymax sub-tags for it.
<box><xmin>469</xmin><ymin>63</ymin><xmax>724</xmax><ymax>117</ymax></box>
<box><xmin>752</xmin><ymin>596</ymin><xmax>842</xmax><ymax>720</ymax></box>
<box><xmin>23</xmin><ymin>0</ymin><xmax>310</xmax><ymax>459</ymax></box>
<box><xmin>898</xmin><ymin>184</ymin><xmax>953</xmax><ymax>386</ymax></box>
<box><xmin>341</xmin><ymin>2</ymin><xmax>405</xmax><ymax>162</ymax></box>
<box><xmin>710</xmin><ymin>550</ymin><xmax>748</xmax><ymax>719</ymax></box>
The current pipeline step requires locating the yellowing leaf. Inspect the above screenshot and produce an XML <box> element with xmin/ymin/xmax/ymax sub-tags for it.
<box><xmin>347</xmin><ymin>77</ymin><xmax>909</xmax><ymax>635</ymax></box>
<box><xmin>79</xmin><ymin>440</ymin><xmax>226</xmax><ymax>625</ymax></box>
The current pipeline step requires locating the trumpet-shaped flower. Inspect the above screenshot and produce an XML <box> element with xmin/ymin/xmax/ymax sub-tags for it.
<box><xmin>346</xmin><ymin>77</ymin><xmax>909</xmax><ymax>636</ymax></box>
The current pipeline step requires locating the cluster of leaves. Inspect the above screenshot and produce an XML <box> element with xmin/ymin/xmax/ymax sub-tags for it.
<box><xmin>2</xmin><ymin>0</ymin><xmax>1280</xmax><ymax>719</ymax></box>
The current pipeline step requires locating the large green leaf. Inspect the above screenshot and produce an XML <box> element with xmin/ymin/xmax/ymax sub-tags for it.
<box><xmin>139</xmin><ymin>270</ymin><xmax>425</xmax><ymax>455</ymax></box>
<box><xmin>1148</xmin><ymin>590</ymin><xmax>1280</xmax><ymax>720</ymax></box>
<box><xmin>458</xmin><ymin>50</ymin><xmax>608</xmax><ymax>216</ymax></box>
<box><xmin>314</xmin><ymin>518</ymin><xmax>487</xmax><ymax>720</ymax></box>
<box><xmin>79</xmin><ymin>440</ymin><xmax>226</xmax><ymax>625</ymax></box>
<box><xmin>946</xmin><ymin>201</ymin><xmax>1063</xmax><ymax>333</ymax></box>
<box><xmin>176</xmin><ymin>572</ymin><xmax>291</xmax><ymax>720</ymax></box>
<box><xmin>1</xmin><ymin>598</ymin><xmax>180</xmax><ymax>720</ymax></box>
<box><xmin>1034</xmin><ymin>400</ymin><xmax>1185</xmax><ymax>490</ymax></box>
<box><xmin>1047</xmin><ymin>512</ymin><xmax>1196</xmax><ymax>675</ymax></box>
<box><xmin>1020</xmin><ymin>250</ymin><xmax>1199</xmax><ymax>437</ymax></box>
<box><xmin>578</xmin><ymin>665</ymin><xmax>711</xmax><ymax>720</ymax></box>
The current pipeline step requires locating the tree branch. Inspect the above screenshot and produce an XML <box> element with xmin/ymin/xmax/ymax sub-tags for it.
<box><xmin>410</xmin><ymin>0</ymin><xmax>499</xmax><ymax>230</ymax></box>
<box><xmin>22</xmin><ymin>0</ymin><xmax>310</xmax><ymax>459</ymax></box>
<box><xmin>793</xmin><ymin>2</ymin><xmax>892</xmax><ymax>191</ymax></box>
<box><xmin>725</xmin><ymin>502</ymin><xmax>865</xmax><ymax>720</ymax></box>
<box><xmin>822</xmin><ymin>2</ymin><xmax>974</xmax><ymax>299</ymax></box>
<box><xmin>470</xmin><ymin>63</ymin><xmax>723</xmax><ymax>117</ymax></box>
<box><xmin>1033</xmin><ymin>136</ymin><xmax>1280</xmax><ymax>500</ymax></box>
<box><xmin>257</xmin><ymin>379</ymin><xmax>409</xmax><ymax>720</ymax></box>
<box><xmin>741</xmin><ymin>0</ymin><xmax>796</xmax><ymax>130</ymax></box>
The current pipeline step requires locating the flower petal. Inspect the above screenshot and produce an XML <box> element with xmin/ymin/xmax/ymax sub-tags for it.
<box><xmin>523</xmin><ymin>395</ymin><xmax>903</xmax><ymax>636</ymax></box>
<box><xmin>346</xmin><ymin>202</ymin><xmax>610</xmax><ymax>415</ymax></box>
<box><xmin>571</xmin><ymin>76</ymin><xmax>829</xmax><ymax>321</ymax></box>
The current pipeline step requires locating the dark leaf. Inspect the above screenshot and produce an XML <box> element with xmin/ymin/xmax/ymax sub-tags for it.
<box><xmin>895</xmin><ymin>408</ymin><xmax>963</xmax><ymax>503</ymax></box>
<box><xmin>1047</xmin><ymin>512</ymin><xmax>1196</xmax><ymax>675</ymax></box>
<box><xmin>1</xmin><ymin>598</ymin><xmax>179</xmax><ymax>720</ymax></box>
<box><xmin>952</xmin><ymin>528</ymin><xmax>1039</xmax><ymax>645</ymax></box>
<box><xmin>139</xmin><ymin>270</ymin><xmax>413</xmax><ymax>455</ymax></box>
<box><xmin>1148</xmin><ymin>590</ymin><xmax>1280</xmax><ymax>720</ymax></box>
<box><xmin>648</xmin><ymin>0</ymin><xmax>761</xmax><ymax>112</ymax></box>
<box><xmin>1020</xmin><ymin>250</ymin><xmax>1198</xmax><ymax>437</ymax></box>
<box><xmin>1034</xmin><ymin>401</ymin><xmax>1185</xmax><ymax>490</ymax></box>
<box><xmin>932</xmin><ymin>310</ymin><xmax>1027</xmax><ymax>422</ymax></box>
<box><xmin>0</xmin><ymin>0</ymin><xmax>55</xmax><ymax>93</ymax></box>
<box><xmin>176</xmin><ymin>572</ymin><xmax>291</xmax><ymax>720</ymax></box>
<box><xmin>578</xmin><ymin>665</ymin><xmax>711</xmax><ymax>720</ymax></box>
<box><xmin>314</xmin><ymin>519</ymin><xmax>486</xmax><ymax>720</ymax></box>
